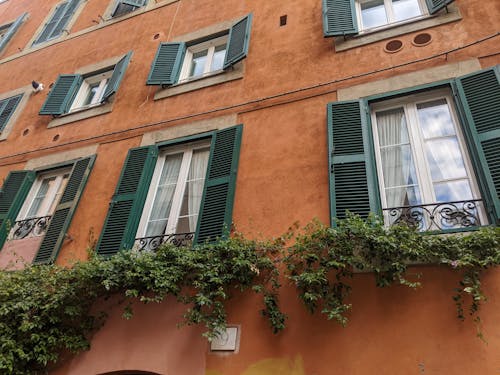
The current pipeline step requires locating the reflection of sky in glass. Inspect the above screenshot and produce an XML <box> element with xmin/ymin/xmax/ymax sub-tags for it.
<box><xmin>434</xmin><ymin>180</ymin><xmax>473</xmax><ymax>202</ymax></box>
<box><xmin>425</xmin><ymin>138</ymin><xmax>467</xmax><ymax>180</ymax></box>
<box><xmin>417</xmin><ymin>99</ymin><xmax>455</xmax><ymax>138</ymax></box>
<box><xmin>190</xmin><ymin>50</ymin><xmax>208</xmax><ymax>77</ymax></box>
<box><xmin>361</xmin><ymin>0</ymin><xmax>387</xmax><ymax>29</ymax></box>
<box><xmin>393</xmin><ymin>0</ymin><xmax>422</xmax><ymax>21</ymax></box>
<box><xmin>211</xmin><ymin>45</ymin><xmax>227</xmax><ymax>71</ymax></box>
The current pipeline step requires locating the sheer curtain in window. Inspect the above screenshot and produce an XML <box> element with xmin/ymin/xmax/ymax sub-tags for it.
<box><xmin>187</xmin><ymin>149</ymin><xmax>209</xmax><ymax>231</ymax></box>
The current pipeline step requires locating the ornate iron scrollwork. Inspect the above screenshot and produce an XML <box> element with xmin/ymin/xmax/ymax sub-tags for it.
<box><xmin>383</xmin><ymin>199</ymin><xmax>484</xmax><ymax>231</ymax></box>
<box><xmin>134</xmin><ymin>232</ymin><xmax>195</xmax><ymax>252</ymax></box>
<box><xmin>11</xmin><ymin>216</ymin><xmax>52</xmax><ymax>240</ymax></box>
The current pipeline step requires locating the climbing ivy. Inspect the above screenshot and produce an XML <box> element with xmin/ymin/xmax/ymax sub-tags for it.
<box><xmin>0</xmin><ymin>215</ymin><xmax>498</xmax><ymax>374</ymax></box>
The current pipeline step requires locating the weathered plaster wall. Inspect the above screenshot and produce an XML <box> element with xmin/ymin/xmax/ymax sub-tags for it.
<box><xmin>0</xmin><ymin>0</ymin><xmax>498</xmax><ymax>374</ymax></box>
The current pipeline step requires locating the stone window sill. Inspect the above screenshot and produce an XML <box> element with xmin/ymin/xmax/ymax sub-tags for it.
<box><xmin>47</xmin><ymin>102</ymin><xmax>113</xmax><ymax>128</ymax></box>
<box><xmin>154</xmin><ymin>63</ymin><xmax>244</xmax><ymax>101</ymax></box>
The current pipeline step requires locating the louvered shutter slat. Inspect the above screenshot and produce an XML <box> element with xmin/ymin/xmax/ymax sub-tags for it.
<box><xmin>425</xmin><ymin>0</ymin><xmax>455</xmax><ymax>14</ymax></box>
<box><xmin>33</xmin><ymin>156</ymin><xmax>96</xmax><ymax>264</ymax></box>
<box><xmin>0</xmin><ymin>13</ymin><xmax>27</xmax><ymax>54</ymax></box>
<box><xmin>102</xmin><ymin>51</ymin><xmax>133</xmax><ymax>102</ymax></box>
<box><xmin>195</xmin><ymin>125</ymin><xmax>242</xmax><ymax>244</ymax></box>
<box><xmin>147</xmin><ymin>42</ymin><xmax>186</xmax><ymax>85</ymax></box>
<box><xmin>223</xmin><ymin>14</ymin><xmax>253</xmax><ymax>69</ymax></box>
<box><xmin>328</xmin><ymin>101</ymin><xmax>379</xmax><ymax>223</ymax></box>
<box><xmin>39</xmin><ymin>74</ymin><xmax>82</xmax><ymax>115</ymax></box>
<box><xmin>49</xmin><ymin>0</ymin><xmax>80</xmax><ymax>40</ymax></box>
<box><xmin>33</xmin><ymin>3</ymin><xmax>67</xmax><ymax>45</ymax></box>
<box><xmin>0</xmin><ymin>171</ymin><xmax>35</xmax><ymax>250</ymax></box>
<box><xmin>0</xmin><ymin>94</ymin><xmax>23</xmax><ymax>132</ymax></box>
<box><xmin>323</xmin><ymin>0</ymin><xmax>358</xmax><ymax>37</ymax></box>
<box><xmin>455</xmin><ymin>67</ymin><xmax>500</xmax><ymax>223</ymax></box>
<box><xmin>96</xmin><ymin>146</ymin><xmax>158</xmax><ymax>257</ymax></box>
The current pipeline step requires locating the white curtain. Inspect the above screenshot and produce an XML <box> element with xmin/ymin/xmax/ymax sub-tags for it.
<box><xmin>187</xmin><ymin>149</ymin><xmax>209</xmax><ymax>231</ymax></box>
<box><xmin>146</xmin><ymin>153</ymin><xmax>182</xmax><ymax>236</ymax></box>
<box><xmin>377</xmin><ymin>108</ymin><xmax>413</xmax><ymax>208</ymax></box>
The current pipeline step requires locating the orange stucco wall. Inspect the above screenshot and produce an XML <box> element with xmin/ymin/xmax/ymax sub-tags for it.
<box><xmin>0</xmin><ymin>0</ymin><xmax>499</xmax><ymax>373</ymax></box>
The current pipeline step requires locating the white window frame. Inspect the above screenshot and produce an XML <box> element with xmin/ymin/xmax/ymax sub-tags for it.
<box><xmin>356</xmin><ymin>0</ymin><xmax>428</xmax><ymax>33</ymax></box>
<box><xmin>136</xmin><ymin>139</ymin><xmax>211</xmax><ymax>238</ymax></box>
<box><xmin>370</xmin><ymin>88</ymin><xmax>487</xmax><ymax>226</ymax></box>
<box><xmin>69</xmin><ymin>70</ymin><xmax>113</xmax><ymax>112</ymax></box>
<box><xmin>178</xmin><ymin>35</ymin><xmax>229</xmax><ymax>83</ymax></box>
<box><xmin>17</xmin><ymin>168</ymin><xmax>71</xmax><ymax>220</ymax></box>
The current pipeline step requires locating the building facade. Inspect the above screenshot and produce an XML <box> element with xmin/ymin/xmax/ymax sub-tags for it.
<box><xmin>0</xmin><ymin>0</ymin><xmax>499</xmax><ymax>373</ymax></box>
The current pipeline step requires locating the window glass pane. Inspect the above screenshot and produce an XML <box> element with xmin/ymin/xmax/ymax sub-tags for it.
<box><xmin>424</xmin><ymin>138</ymin><xmax>467</xmax><ymax>181</ymax></box>
<box><xmin>417</xmin><ymin>99</ymin><xmax>456</xmax><ymax>138</ymax></box>
<box><xmin>392</xmin><ymin>0</ymin><xmax>422</xmax><ymax>21</ymax></box>
<box><xmin>176</xmin><ymin>148</ymin><xmax>210</xmax><ymax>233</ymax></box>
<box><xmin>146</xmin><ymin>153</ymin><xmax>183</xmax><ymax>236</ymax></box>
<box><xmin>83</xmin><ymin>83</ymin><xmax>100</xmax><ymax>106</ymax></box>
<box><xmin>376</xmin><ymin>108</ymin><xmax>422</xmax><ymax>207</ymax></box>
<box><xmin>434</xmin><ymin>180</ymin><xmax>473</xmax><ymax>202</ymax></box>
<box><xmin>27</xmin><ymin>177</ymin><xmax>55</xmax><ymax>218</ymax></box>
<box><xmin>189</xmin><ymin>50</ymin><xmax>208</xmax><ymax>77</ymax></box>
<box><xmin>361</xmin><ymin>0</ymin><xmax>388</xmax><ymax>29</ymax></box>
<box><xmin>211</xmin><ymin>44</ymin><xmax>227</xmax><ymax>72</ymax></box>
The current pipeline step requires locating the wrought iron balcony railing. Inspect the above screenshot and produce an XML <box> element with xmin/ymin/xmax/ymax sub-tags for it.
<box><xmin>382</xmin><ymin>199</ymin><xmax>485</xmax><ymax>232</ymax></box>
<box><xmin>134</xmin><ymin>232</ymin><xmax>195</xmax><ymax>252</ymax></box>
<box><xmin>11</xmin><ymin>215</ymin><xmax>52</xmax><ymax>240</ymax></box>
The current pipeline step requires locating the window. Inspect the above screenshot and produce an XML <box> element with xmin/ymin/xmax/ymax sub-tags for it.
<box><xmin>136</xmin><ymin>140</ymin><xmax>210</xmax><ymax>243</ymax></box>
<box><xmin>178</xmin><ymin>36</ymin><xmax>228</xmax><ymax>82</ymax></box>
<box><xmin>0</xmin><ymin>156</ymin><xmax>96</xmax><ymax>264</ymax></box>
<box><xmin>0</xmin><ymin>13</ymin><xmax>27</xmax><ymax>55</ymax></box>
<box><xmin>17</xmin><ymin>169</ymin><xmax>70</xmax><ymax>221</ymax></box>
<box><xmin>322</xmin><ymin>0</ymin><xmax>456</xmax><ymax>37</ymax></box>
<box><xmin>147</xmin><ymin>14</ymin><xmax>252</xmax><ymax>87</ymax></box>
<box><xmin>39</xmin><ymin>52</ymin><xmax>132</xmax><ymax>117</ymax></box>
<box><xmin>327</xmin><ymin>66</ymin><xmax>500</xmax><ymax>232</ymax></box>
<box><xmin>111</xmin><ymin>0</ymin><xmax>147</xmax><ymax>18</ymax></box>
<box><xmin>96</xmin><ymin>126</ymin><xmax>243</xmax><ymax>256</ymax></box>
<box><xmin>370</xmin><ymin>90</ymin><xmax>486</xmax><ymax>230</ymax></box>
<box><xmin>69</xmin><ymin>70</ymin><xmax>112</xmax><ymax>112</ymax></box>
<box><xmin>0</xmin><ymin>94</ymin><xmax>23</xmax><ymax>133</ymax></box>
<box><xmin>33</xmin><ymin>0</ymin><xmax>81</xmax><ymax>46</ymax></box>
<box><xmin>357</xmin><ymin>0</ymin><xmax>425</xmax><ymax>31</ymax></box>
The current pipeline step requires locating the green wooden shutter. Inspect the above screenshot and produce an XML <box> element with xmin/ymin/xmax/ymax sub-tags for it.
<box><xmin>0</xmin><ymin>94</ymin><xmax>23</xmax><ymax>132</ymax></box>
<box><xmin>223</xmin><ymin>14</ymin><xmax>253</xmax><ymax>69</ymax></box>
<box><xmin>33</xmin><ymin>2</ymin><xmax>68</xmax><ymax>45</ymax></box>
<box><xmin>101</xmin><ymin>51</ymin><xmax>133</xmax><ymax>102</ymax></box>
<box><xmin>33</xmin><ymin>156</ymin><xmax>96</xmax><ymax>264</ymax></box>
<box><xmin>121</xmin><ymin>0</ymin><xmax>147</xmax><ymax>6</ymax></box>
<box><xmin>327</xmin><ymin>101</ymin><xmax>379</xmax><ymax>224</ymax></box>
<box><xmin>454</xmin><ymin>67</ymin><xmax>500</xmax><ymax>223</ymax></box>
<box><xmin>425</xmin><ymin>0</ymin><xmax>455</xmax><ymax>14</ymax></box>
<box><xmin>49</xmin><ymin>0</ymin><xmax>80</xmax><ymax>40</ymax></box>
<box><xmin>146</xmin><ymin>42</ymin><xmax>186</xmax><ymax>86</ymax></box>
<box><xmin>0</xmin><ymin>171</ymin><xmax>35</xmax><ymax>250</ymax></box>
<box><xmin>195</xmin><ymin>125</ymin><xmax>243</xmax><ymax>244</ymax></box>
<box><xmin>96</xmin><ymin>146</ymin><xmax>158</xmax><ymax>257</ymax></box>
<box><xmin>322</xmin><ymin>0</ymin><xmax>358</xmax><ymax>37</ymax></box>
<box><xmin>39</xmin><ymin>74</ymin><xmax>82</xmax><ymax>116</ymax></box>
<box><xmin>0</xmin><ymin>13</ymin><xmax>27</xmax><ymax>54</ymax></box>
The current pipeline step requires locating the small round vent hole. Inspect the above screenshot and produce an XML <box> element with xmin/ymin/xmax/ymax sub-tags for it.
<box><xmin>384</xmin><ymin>39</ymin><xmax>403</xmax><ymax>53</ymax></box>
<box><xmin>412</xmin><ymin>33</ymin><xmax>432</xmax><ymax>46</ymax></box>
<box><xmin>52</xmin><ymin>134</ymin><xmax>60</xmax><ymax>142</ymax></box>
<box><xmin>153</xmin><ymin>33</ymin><xmax>160</xmax><ymax>40</ymax></box>
<box><xmin>22</xmin><ymin>129</ymin><xmax>29</xmax><ymax>136</ymax></box>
